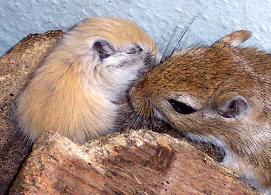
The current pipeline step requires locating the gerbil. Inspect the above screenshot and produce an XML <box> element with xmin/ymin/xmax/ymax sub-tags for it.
<box><xmin>16</xmin><ymin>17</ymin><xmax>159</xmax><ymax>144</ymax></box>
<box><xmin>130</xmin><ymin>30</ymin><xmax>271</xmax><ymax>193</ymax></box>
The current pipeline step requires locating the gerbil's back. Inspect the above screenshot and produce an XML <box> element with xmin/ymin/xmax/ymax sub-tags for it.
<box><xmin>237</xmin><ymin>47</ymin><xmax>271</xmax><ymax>78</ymax></box>
<box><xmin>16</xmin><ymin>62</ymin><xmax>114</xmax><ymax>144</ymax></box>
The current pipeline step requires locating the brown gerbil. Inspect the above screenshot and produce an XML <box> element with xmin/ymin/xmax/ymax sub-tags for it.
<box><xmin>15</xmin><ymin>17</ymin><xmax>159</xmax><ymax>144</ymax></box>
<box><xmin>130</xmin><ymin>30</ymin><xmax>271</xmax><ymax>193</ymax></box>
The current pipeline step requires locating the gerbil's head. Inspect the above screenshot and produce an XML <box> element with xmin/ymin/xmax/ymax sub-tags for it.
<box><xmin>130</xmin><ymin>30</ymin><xmax>271</xmax><ymax>161</ymax></box>
<box><xmin>48</xmin><ymin>17</ymin><xmax>159</xmax><ymax>98</ymax></box>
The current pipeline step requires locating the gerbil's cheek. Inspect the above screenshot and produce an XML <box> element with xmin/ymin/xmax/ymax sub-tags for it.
<box><xmin>103</xmin><ymin>55</ymin><xmax>128</xmax><ymax>69</ymax></box>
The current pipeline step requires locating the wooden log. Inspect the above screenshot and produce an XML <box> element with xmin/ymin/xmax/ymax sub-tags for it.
<box><xmin>0</xmin><ymin>30</ymin><xmax>64</xmax><ymax>194</ymax></box>
<box><xmin>10</xmin><ymin>130</ymin><xmax>257</xmax><ymax>194</ymax></box>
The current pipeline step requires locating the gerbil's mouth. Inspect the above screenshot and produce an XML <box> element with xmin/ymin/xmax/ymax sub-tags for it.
<box><xmin>185</xmin><ymin>136</ymin><xmax>226</xmax><ymax>163</ymax></box>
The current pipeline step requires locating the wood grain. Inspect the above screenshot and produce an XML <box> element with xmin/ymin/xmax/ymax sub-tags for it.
<box><xmin>10</xmin><ymin>130</ymin><xmax>257</xmax><ymax>194</ymax></box>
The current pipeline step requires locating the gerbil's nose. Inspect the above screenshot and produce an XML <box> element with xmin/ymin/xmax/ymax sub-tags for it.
<box><xmin>144</xmin><ymin>52</ymin><xmax>155</xmax><ymax>67</ymax></box>
<box><xmin>168</xmin><ymin>99</ymin><xmax>197</xmax><ymax>115</ymax></box>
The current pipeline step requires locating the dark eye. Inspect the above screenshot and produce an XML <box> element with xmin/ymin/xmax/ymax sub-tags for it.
<box><xmin>169</xmin><ymin>99</ymin><xmax>197</xmax><ymax>115</ymax></box>
<box><xmin>127</xmin><ymin>44</ymin><xmax>143</xmax><ymax>54</ymax></box>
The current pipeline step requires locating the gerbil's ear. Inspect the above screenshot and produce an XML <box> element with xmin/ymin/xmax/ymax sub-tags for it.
<box><xmin>212</xmin><ymin>30</ymin><xmax>252</xmax><ymax>48</ymax></box>
<box><xmin>217</xmin><ymin>96</ymin><xmax>249</xmax><ymax>118</ymax></box>
<box><xmin>93</xmin><ymin>40</ymin><xmax>116</xmax><ymax>60</ymax></box>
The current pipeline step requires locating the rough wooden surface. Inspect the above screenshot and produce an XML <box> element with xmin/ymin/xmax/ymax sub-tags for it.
<box><xmin>0</xmin><ymin>30</ymin><xmax>64</xmax><ymax>194</ymax></box>
<box><xmin>10</xmin><ymin>130</ymin><xmax>257</xmax><ymax>194</ymax></box>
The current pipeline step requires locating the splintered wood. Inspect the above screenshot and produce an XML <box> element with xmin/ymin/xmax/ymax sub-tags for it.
<box><xmin>0</xmin><ymin>30</ymin><xmax>64</xmax><ymax>194</ymax></box>
<box><xmin>10</xmin><ymin>130</ymin><xmax>257</xmax><ymax>194</ymax></box>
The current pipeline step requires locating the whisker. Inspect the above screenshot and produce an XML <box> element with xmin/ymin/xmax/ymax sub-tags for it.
<box><xmin>160</xmin><ymin>18</ymin><xmax>184</xmax><ymax>63</ymax></box>
<box><xmin>169</xmin><ymin>14</ymin><xmax>200</xmax><ymax>58</ymax></box>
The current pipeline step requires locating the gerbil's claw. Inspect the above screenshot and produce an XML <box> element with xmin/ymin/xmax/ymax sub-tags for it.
<box><xmin>212</xmin><ymin>30</ymin><xmax>252</xmax><ymax>48</ymax></box>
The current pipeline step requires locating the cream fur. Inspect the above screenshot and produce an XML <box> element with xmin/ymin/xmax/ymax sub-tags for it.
<box><xmin>16</xmin><ymin>17</ymin><xmax>158</xmax><ymax>144</ymax></box>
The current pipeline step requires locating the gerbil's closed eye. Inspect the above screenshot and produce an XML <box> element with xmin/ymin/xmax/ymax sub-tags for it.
<box><xmin>217</xmin><ymin>96</ymin><xmax>249</xmax><ymax>118</ymax></box>
<box><xmin>126</xmin><ymin>44</ymin><xmax>143</xmax><ymax>54</ymax></box>
<box><xmin>93</xmin><ymin>40</ymin><xmax>116</xmax><ymax>60</ymax></box>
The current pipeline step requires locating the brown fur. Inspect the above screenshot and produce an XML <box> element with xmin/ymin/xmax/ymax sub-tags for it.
<box><xmin>130</xmin><ymin>30</ymin><xmax>271</xmax><ymax>192</ymax></box>
<box><xmin>16</xmin><ymin>17</ymin><xmax>158</xmax><ymax>144</ymax></box>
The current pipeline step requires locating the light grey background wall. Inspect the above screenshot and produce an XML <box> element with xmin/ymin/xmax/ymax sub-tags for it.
<box><xmin>1</xmin><ymin>0</ymin><xmax>271</xmax><ymax>56</ymax></box>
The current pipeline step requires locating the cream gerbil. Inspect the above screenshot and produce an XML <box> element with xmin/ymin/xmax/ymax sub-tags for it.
<box><xmin>130</xmin><ymin>30</ymin><xmax>271</xmax><ymax>193</ymax></box>
<box><xmin>16</xmin><ymin>17</ymin><xmax>159</xmax><ymax>144</ymax></box>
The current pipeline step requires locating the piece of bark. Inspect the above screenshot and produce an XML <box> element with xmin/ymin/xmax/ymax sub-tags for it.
<box><xmin>0</xmin><ymin>30</ymin><xmax>64</xmax><ymax>194</ymax></box>
<box><xmin>10</xmin><ymin>130</ymin><xmax>258</xmax><ymax>194</ymax></box>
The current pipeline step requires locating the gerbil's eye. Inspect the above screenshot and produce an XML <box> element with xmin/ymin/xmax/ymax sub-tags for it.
<box><xmin>217</xmin><ymin>97</ymin><xmax>248</xmax><ymax>118</ymax></box>
<box><xmin>169</xmin><ymin>99</ymin><xmax>197</xmax><ymax>115</ymax></box>
<box><xmin>126</xmin><ymin>44</ymin><xmax>143</xmax><ymax>54</ymax></box>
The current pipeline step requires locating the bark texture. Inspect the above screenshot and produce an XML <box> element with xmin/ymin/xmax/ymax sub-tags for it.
<box><xmin>0</xmin><ymin>30</ymin><xmax>64</xmax><ymax>194</ymax></box>
<box><xmin>10</xmin><ymin>130</ymin><xmax>257</xmax><ymax>194</ymax></box>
